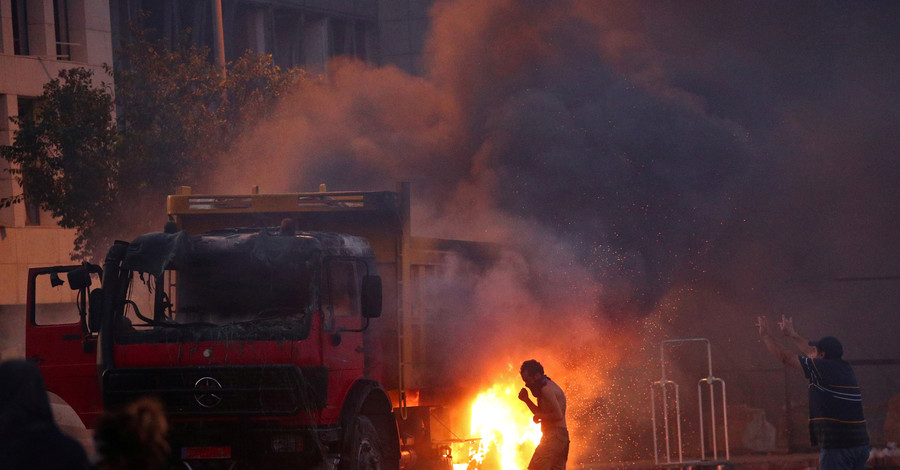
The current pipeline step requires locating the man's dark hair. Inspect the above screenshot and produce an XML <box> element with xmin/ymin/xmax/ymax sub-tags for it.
<box><xmin>520</xmin><ymin>359</ymin><xmax>544</xmax><ymax>375</ymax></box>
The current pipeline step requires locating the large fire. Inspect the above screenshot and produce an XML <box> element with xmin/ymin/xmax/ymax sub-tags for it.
<box><xmin>454</xmin><ymin>376</ymin><xmax>543</xmax><ymax>469</ymax></box>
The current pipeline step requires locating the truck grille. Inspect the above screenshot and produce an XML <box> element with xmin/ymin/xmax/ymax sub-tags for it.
<box><xmin>103</xmin><ymin>365</ymin><xmax>328</xmax><ymax>416</ymax></box>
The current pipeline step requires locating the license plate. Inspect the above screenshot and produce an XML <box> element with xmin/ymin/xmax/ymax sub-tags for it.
<box><xmin>180</xmin><ymin>446</ymin><xmax>232</xmax><ymax>459</ymax></box>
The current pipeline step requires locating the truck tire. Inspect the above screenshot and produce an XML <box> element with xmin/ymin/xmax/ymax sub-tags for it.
<box><xmin>344</xmin><ymin>415</ymin><xmax>395</xmax><ymax>470</ymax></box>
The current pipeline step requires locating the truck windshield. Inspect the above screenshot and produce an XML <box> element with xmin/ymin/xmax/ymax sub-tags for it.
<box><xmin>176</xmin><ymin>261</ymin><xmax>312</xmax><ymax>324</ymax></box>
<box><xmin>123</xmin><ymin>260</ymin><xmax>314</xmax><ymax>328</ymax></box>
<box><xmin>114</xmin><ymin>229</ymin><xmax>323</xmax><ymax>341</ymax></box>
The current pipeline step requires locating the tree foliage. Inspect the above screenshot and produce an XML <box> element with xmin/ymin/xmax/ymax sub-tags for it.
<box><xmin>108</xmin><ymin>32</ymin><xmax>303</xmax><ymax>245</ymax></box>
<box><xmin>1</xmin><ymin>31</ymin><xmax>303</xmax><ymax>258</ymax></box>
<box><xmin>0</xmin><ymin>68</ymin><xmax>117</xmax><ymax>253</ymax></box>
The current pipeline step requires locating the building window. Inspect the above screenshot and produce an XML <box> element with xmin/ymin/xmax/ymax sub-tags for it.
<box><xmin>273</xmin><ymin>11</ymin><xmax>303</xmax><ymax>68</ymax></box>
<box><xmin>25</xmin><ymin>198</ymin><xmax>42</xmax><ymax>226</ymax></box>
<box><xmin>234</xmin><ymin>5</ymin><xmax>267</xmax><ymax>56</ymax></box>
<box><xmin>54</xmin><ymin>0</ymin><xmax>72</xmax><ymax>59</ymax></box>
<box><xmin>16</xmin><ymin>98</ymin><xmax>41</xmax><ymax>226</ymax></box>
<box><xmin>176</xmin><ymin>1</ymin><xmax>213</xmax><ymax>48</ymax></box>
<box><xmin>354</xmin><ymin>22</ymin><xmax>369</xmax><ymax>62</ymax></box>
<box><xmin>11</xmin><ymin>0</ymin><xmax>30</xmax><ymax>55</ymax></box>
<box><xmin>330</xmin><ymin>19</ymin><xmax>367</xmax><ymax>61</ymax></box>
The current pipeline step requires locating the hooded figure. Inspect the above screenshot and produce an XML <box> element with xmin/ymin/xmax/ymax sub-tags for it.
<box><xmin>0</xmin><ymin>360</ymin><xmax>92</xmax><ymax>470</ymax></box>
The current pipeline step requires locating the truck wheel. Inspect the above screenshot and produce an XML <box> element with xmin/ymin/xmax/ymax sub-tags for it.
<box><xmin>344</xmin><ymin>415</ymin><xmax>386</xmax><ymax>470</ymax></box>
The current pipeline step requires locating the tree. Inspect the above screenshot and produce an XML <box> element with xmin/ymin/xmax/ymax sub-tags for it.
<box><xmin>0</xmin><ymin>68</ymin><xmax>118</xmax><ymax>256</ymax></box>
<box><xmin>1</xmin><ymin>32</ymin><xmax>303</xmax><ymax>258</ymax></box>
<box><xmin>106</xmin><ymin>32</ymin><xmax>303</xmax><ymax>247</ymax></box>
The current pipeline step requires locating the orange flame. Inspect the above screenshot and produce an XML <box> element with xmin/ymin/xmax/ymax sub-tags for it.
<box><xmin>454</xmin><ymin>377</ymin><xmax>542</xmax><ymax>469</ymax></box>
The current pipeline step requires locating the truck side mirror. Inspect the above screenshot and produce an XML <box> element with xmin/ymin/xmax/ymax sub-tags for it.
<box><xmin>88</xmin><ymin>288</ymin><xmax>104</xmax><ymax>333</ymax></box>
<box><xmin>67</xmin><ymin>267</ymin><xmax>92</xmax><ymax>290</ymax></box>
<box><xmin>67</xmin><ymin>262</ymin><xmax>103</xmax><ymax>290</ymax></box>
<box><xmin>361</xmin><ymin>275</ymin><xmax>382</xmax><ymax>319</ymax></box>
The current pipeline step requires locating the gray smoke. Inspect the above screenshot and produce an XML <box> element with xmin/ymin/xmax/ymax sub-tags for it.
<box><xmin>209</xmin><ymin>0</ymin><xmax>900</xmax><ymax>463</ymax></box>
<box><xmin>214</xmin><ymin>0</ymin><xmax>751</xmax><ymax>314</ymax></box>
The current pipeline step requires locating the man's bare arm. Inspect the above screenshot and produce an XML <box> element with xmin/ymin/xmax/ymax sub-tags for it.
<box><xmin>778</xmin><ymin>315</ymin><xmax>817</xmax><ymax>356</ymax></box>
<box><xmin>518</xmin><ymin>388</ymin><xmax>540</xmax><ymax>415</ymax></box>
<box><xmin>758</xmin><ymin>316</ymin><xmax>802</xmax><ymax>370</ymax></box>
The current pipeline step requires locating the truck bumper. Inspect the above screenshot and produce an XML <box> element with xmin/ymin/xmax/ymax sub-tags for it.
<box><xmin>170</xmin><ymin>420</ymin><xmax>332</xmax><ymax>467</ymax></box>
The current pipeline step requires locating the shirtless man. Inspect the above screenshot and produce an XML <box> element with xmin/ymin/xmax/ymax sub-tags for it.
<box><xmin>518</xmin><ymin>359</ymin><xmax>569</xmax><ymax>470</ymax></box>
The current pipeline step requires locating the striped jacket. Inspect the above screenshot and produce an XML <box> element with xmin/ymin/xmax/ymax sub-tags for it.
<box><xmin>799</xmin><ymin>355</ymin><xmax>869</xmax><ymax>448</ymax></box>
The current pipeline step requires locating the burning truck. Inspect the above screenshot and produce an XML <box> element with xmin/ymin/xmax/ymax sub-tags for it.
<box><xmin>25</xmin><ymin>183</ymin><xmax>505</xmax><ymax>469</ymax></box>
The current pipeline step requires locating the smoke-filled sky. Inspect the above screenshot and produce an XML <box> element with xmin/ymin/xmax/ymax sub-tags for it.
<box><xmin>208</xmin><ymin>0</ymin><xmax>900</xmax><ymax>462</ymax></box>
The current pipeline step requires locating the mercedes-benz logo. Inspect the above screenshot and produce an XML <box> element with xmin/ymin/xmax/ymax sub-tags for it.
<box><xmin>194</xmin><ymin>376</ymin><xmax>223</xmax><ymax>408</ymax></box>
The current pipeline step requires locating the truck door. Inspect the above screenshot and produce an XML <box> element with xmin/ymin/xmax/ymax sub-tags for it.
<box><xmin>322</xmin><ymin>259</ymin><xmax>366</xmax><ymax>374</ymax></box>
<box><xmin>25</xmin><ymin>266</ymin><xmax>102</xmax><ymax>427</ymax></box>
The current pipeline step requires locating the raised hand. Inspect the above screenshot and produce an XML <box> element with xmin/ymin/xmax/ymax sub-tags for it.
<box><xmin>756</xmin><ymin>316</ymin><xmax>769</xmax><ymax>337</ymax></box>
<box><xmin>779</xmin><ymin>315</ymin><xmax>797</xmax><ymax>337</ymax></box>
<box><xmin>518</xmin><ymin>388</ymin><xmax>530</xmax><ymax>402</ymax></box>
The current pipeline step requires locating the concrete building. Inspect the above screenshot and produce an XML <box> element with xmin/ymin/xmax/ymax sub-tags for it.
<box><xmin>0</xmin><ymin>0</ymin><xmax>113</xmax><ymax>359</ymax></box>
<box><xmin>108</xmin><ymin>0</ymin><xmax>435</xmax><ymax>74</ymax></box>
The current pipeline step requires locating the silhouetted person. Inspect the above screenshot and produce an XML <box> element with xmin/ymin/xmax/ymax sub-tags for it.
<box><xmin>0</xmin><ymin>359</ymin><xmax>91</xmax><ymax>470</ymax></box>
<box><xmin>757</xmin><ymin>315</ymin><xmax>870</xmax><ymax>469</ymax></box>
<box><xmin>93</xmin><ymin>397</ymin><xmax>170</xmax><ymax>470</ymax></box>
<box><xmin>518</xmin><ymin>359</ymin><xmax>569</xmax><ymax>470</ymax></box>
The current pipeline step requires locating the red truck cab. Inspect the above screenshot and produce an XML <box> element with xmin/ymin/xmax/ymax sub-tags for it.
<box><xmin>28</xmin><ymin>188</ymin><xmax>406</xmax><ymax>469</ymax></box>
<box><xmin>26</xmin><ymin>184</ymin><xmax>469</xmax><ymax>469</ymax></box>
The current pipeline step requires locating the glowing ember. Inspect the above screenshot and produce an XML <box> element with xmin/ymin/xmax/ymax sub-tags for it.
<box><xmin>454</xmin><ymin>379</ymin><xmax>542</xmax><ymax>469</ymax></box>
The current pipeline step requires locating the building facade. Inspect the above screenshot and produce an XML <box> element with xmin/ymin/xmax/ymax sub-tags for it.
<box><xmin>0</xmin><ymin>0</ymin><xmax>113</xmax><ymax>359</ymax></box>
<box><xmin>108</xmin><ymin>0</ymin><xmax>434</xmax><ymax>74</ymax></box>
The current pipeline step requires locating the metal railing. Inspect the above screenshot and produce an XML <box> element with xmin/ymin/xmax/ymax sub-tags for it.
<box><xmin>651</xmin><ymin>338</ymin><xmax>730</xmax><ymax>466</ymax></box>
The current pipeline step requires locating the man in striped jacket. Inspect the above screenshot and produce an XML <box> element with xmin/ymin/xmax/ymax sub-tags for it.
<box><xmin>757</xmin><ymin>315</ymin><xmax>870</xmax><ymax>470</ymax></box>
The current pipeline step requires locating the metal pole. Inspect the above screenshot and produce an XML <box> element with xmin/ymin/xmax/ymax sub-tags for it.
<box><xmin>651</xmin><ymin>385</ymin><xmax>659</xmax><ymax>465</ymax></box>
<box><xmin>212</xmin><ymin>0</ymin><xmax>226</xmax><ymax>77</ymax></box>
<box><xmin>660</xmin><ymin>338</ymin><xmax>722</xmax><ymax>464</ymax></box>
<box><xmin>699</xmin><ymin>377</ymin><xmax>730</xmax><ymax>462</ymax></box>
<box><xmin>710</xmin><ymin>380</ymin><xmax>718</xmax><ymax>460</ymax></box>
<box><xmin>720</xmin><ymin>380</ymin><xmax>730</xmax><ymax>461</ymax></box>
<box><xmin>660</xmin><ymin>343</ymin><xmax>672</xmax><ymax>463</ymax></box>
<box><xmin>397</xmin><ymin>182</ymin><xmax>412</xmax><ymax>420</ymax></box>
<box><xmin>705</xmin><ymin>340</ymin><xmax>718</xmax><ymax>460</ymax></box>
<box><xmin>698</xmin><ymin>381</ymin><xmax>705</xmax><ymax>460</ymax></box>
<box><xmin>675</xmin><ymin>384</ymin><xmax>683</xmax><ymax>463</ymax></box>
<box><xmin>663</xmin><ymin>382</ymin><xmax>671</xmax><ymax>463</ymax></box>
